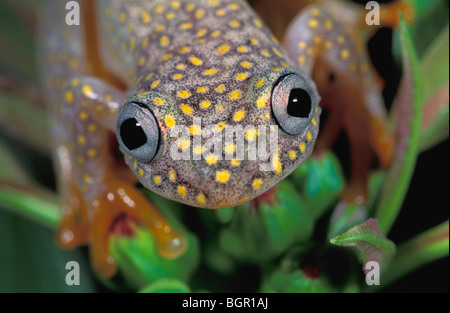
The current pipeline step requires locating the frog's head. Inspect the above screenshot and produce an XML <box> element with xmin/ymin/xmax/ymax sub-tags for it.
<box><xmin>115</xmin><ymin>6</ymin><xmax>321</xmax><ymax>208</ymax></box>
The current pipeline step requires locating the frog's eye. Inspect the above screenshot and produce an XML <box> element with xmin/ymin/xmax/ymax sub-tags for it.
<box><xmin>116</xmin><ymin>102</ymin><xmax>160</xmax><ymax>162</ymax></box>
<box><xmin>271</xmin><ymin>73</ymin><xmax>316</xmax><ymax>135</ymax></box>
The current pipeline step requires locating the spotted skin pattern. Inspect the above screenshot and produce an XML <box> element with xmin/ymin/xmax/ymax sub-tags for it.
<box><xmin>38</xmin><ymin>0</ymin><xmax>396</xmax><ymax>277</ymax></box>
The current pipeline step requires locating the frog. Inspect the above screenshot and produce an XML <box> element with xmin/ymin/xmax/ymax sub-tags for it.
<box><xmin>38</xmin><ymin>0</ymin><xmax>402</xmax><ymax>277</ymax></box>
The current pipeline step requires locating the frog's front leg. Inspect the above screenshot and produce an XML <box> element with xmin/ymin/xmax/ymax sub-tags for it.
<box><xmin>282</xmin><ymin>5</ymin><xmax>394</xmax><ymax>204</ymax></box>
<box><xmin>57</xmin><ymin>77</ymin><xmax>186</xmax><ymax>277</ymax></box>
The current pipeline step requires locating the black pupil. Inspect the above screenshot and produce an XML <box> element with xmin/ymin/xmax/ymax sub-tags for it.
<box><xmin>287</xmin><ymin>88</ymin><xmax>311</xmax><ymax>118</ymax></box>
<box><xmin>120</xmin><ymin>118</ymin><xmax>147</xmax><ymax>150</ymax></box>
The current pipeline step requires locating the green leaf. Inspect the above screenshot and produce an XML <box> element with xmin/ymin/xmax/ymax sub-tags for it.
<box><xmin>0</xmin><ymin>209</ymin><xmax>96</xmax><ymax>292</ymax></box>
<box><xmin>139</xmin><ymin>279</ymin><xmax>191</xmax><ymax>293</ymax></box>
<box><xmin>375</xmin><ymin>17</ymin><xmax>424</xmax><ymax>233</ymax></box>
<box><xmin>290</xmin><ymin>152</ymin><xmax>345</xmax><ymax>221</ymax></box>
<box><xmin>261</xmin><ymin>268</ymin><xmax>332</xmax><ymax>293</ymax></box>
<box><xmin>379</xmin><ymin>220</ymin><xmax>449</xmax><ymax>289</ymax></box>
<box><xmin>220</xmin><ymin>180</ymin><xmax>314</xmax><ymax>263</ymax></box>
<box><xmin>330</xmin><ymin>219</ymin><xmax>396</xmax><ymax>273</ymax></box>
<box><xmin>419</xmin><ymin>25</ymin><xmax>449</xmax><ymax>151</ymax></box>
<box><xmin>110</xmin><ymin>197</ymin><xmax>200</xmax><ymax>290</ymax></box>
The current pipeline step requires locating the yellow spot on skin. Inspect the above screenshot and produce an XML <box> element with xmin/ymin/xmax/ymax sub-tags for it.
<box><xmin>71</xmin><ymin>79</ymin><xmax>80</xmax><ymax>87</ymax></box>
<box><xmin>197</xmin><ymin>29</ymin><xmax>207</xmax><ymax>37</ymax></box>
<box><xmin>88</xmin><ymin>124</ymin><xmax>97</xmax><ymax>133</ymax></box>
<box><xmin>216</xmin><ymin>85</ymin><xmax>226</xmax><ymax>93</ymax></box>
<box><xmin>298</xmin><ymin>55</ymin><xmax>306</xmax><ymax>64</ymax></box>
<box><xmin>165</xmin><ymin>115</ymin><xmax>176</xmax><ymax>129</ymax></box>
<box><xmin>87</xmin><ymin>149</ymin><xmax>97</xmax><ymax>158</ymax></box>
<box><xmin>195</xmin><ymin>9</ymin><xmax>205</xmax><ymax>19</ymax></box>
<box><xmin>169</xmin><ymin>170</ymin><xmax>176</xmax><ymax>181</ymax></box>
<box><xmin>273</xmin><ymin>153</ymin><xmax>282</xmax><ymax>174</ymax></box>
<box><xmin>253</xmin><ymin>18</ymin><xmax>262</xmax><ymax>27</ymax></box>
<box><xmin>217</xmin><ymin>44</ymin><xmax>230</xmax><ymax>55</ymax></box>
<box><xmin>151</xmin><ymin>80</ymin><xmax>160</xmax><ymax>88</ymax></box>
<box><xmin>299</xmin><ymin>142</ymin><xmax>306</xmax><ymax>153</ymax></box>
<box><xmin>205</xmin><ymin>154</ymin><xmax>218</xmax><ymax>165</ymax></box>
<box><xmin>178</xmin><ymin>90</ymin><xmax>191</xmax><ymax>99</ymax></box>
<box><xmin>83</xmin><ymin>174</ymin><xmax>92</xmax><ymax>185</ymax></box>
<box><xmin>180</xmin><ymin>23</ymin><xmax>192</xmax><ymax>30</ymax></box>
<box><xmin>225</xmin><ymin>144</ymin><xmax>236</xmax><ymax>154</ymax></box>
<box><xmin>237</xmin><ymin>46</ymin><xmax>248</xmax><ymax>53</ymax></box>
<box><xmin>289</xmin><ymin>151</ymin><xmax>297</xmax><ymax>160</ymax></box>
<box><xmin>200</xmin><ymin>100</ymin><xmax>211</xmax><ymax>109</ymax></box>
<box><xmin>233</xmin><ymin>110</ymin><xmax>245</xmax><ymax>121</ymax></box>
<box><xmin>340</xmin><ymin>49</ymin><xmax>350</xmax><ymax>60</ymax></box>
<box><xmin>153</xmin><ymin>97</ymin><xmax>165</xmax><ymax>105</ymax></box>
<box><xmin>312</xmin><ymin>118</ymin><xmax>317</xmax><ymax>126</ymax></box>
<box><xmin>245</xmin><ymin>129</ymin><xmax>258</xmax><ymax>141</ymax></box>
<box><xmin>176</xmin><ymin>64</ymin><xmax>186</xmax><ymax>70</ymax></box>
<box><xmin>216</xmin><ymin>104</ymin><xmax>224</xmax><ymax>112</ymax></box>
<box><xmin>77</xmin><ymin>135</ymin><xmax>86</xmax><ymax>145</ymax></box>
<box><xmin>166</xmin><ymin>12</ymin><xmax>175</xmax><ymax>20</ymax></box>
<box><xmin>229</xmin><ymin>90</ymin><xmax>242</xmax><ymax>100</ymax></box>
<box><xmin>216</xmin><ymin>9</ymin><xmax>225</xmax><ymax>16</ymax></box>
<box><xmin>338</xmin><ymin>36</ymin><xmax>346</xmax><ymax>44</ymax></box>
<box><xmin>308</xmin><ymin>19</ymin><xmax>319</xmax><ymax>28</ymax></box>
<box><xmin>186</xmin><ymin>3</ymin><xmax>195</xmax><ymax>11</ymax></box>
<box><xmin>261</xmin><ymin>50</ymin><xmax>270</xmax><ymax>57</ymax></box>
<box><xmin>197</xmin><ymin>87</ymin><xmax>207</xmax><ymax>93</ymax></box>
<box><xmin>197</xmin><ymin>193</ymin><xmax>206</xmax><ymax>205</ymax></box>
<box><xmin>273</xmin><ymin>47</ymin><xmax>282</xmax><ymax>57</ymax></box>
<box><xmin>211</xmin><ymin>30</ymin><xmax>220</xmax><ymax>37</ymax></box>
<box><xmin>179</xmin><ymin>46</ymin><xmax>191</xmax><ymax>54</ymax></box>
<box><xmin>235</xmin><ymin>73</ymin><xmax>248</xmax><ymax>81</ymax></box>
<box><xmin>65</xmin><ymin>91</ymin><xmax>74</xmax><ymax>103</ymax></box>
<box><xmin>314</xmin><ymin>36</ymin><xmax>322</xmax><ymax>44</ymax></box>
<box><xmin>189</xmin><ymin>125</ymin><xmax>202</xmax><ymax>135</ymax></box>
<box><xmin>193</xmin><ymin>146</ymin><xmax>203</xmax><ymax>154</ymax></box>
<box><xmin>216</xmin><ymin>170</ymin><xmax>230</xmax><ymax>184</ymax></box>
<box><xmin>256</xmin><ymin>97</ymin><xmax>266</xmax><ymax>108</ymax></box>
<box><xmin>189</xmin><ymin>56</ymin><xmax>203</xmax><ymax>66</ymax></box>
<box><xmin>129</xmin><ymin>37</ymin><xmax>136</xmax><ymax>51</ymax></box>
<box><xmin>119</xmin><ymin>12</ymin><xmax>126</xmax><ymax>23</ymax></box>
<box><xmin>156</xmin><ymin>24</ymin><xmax>165</xmax><ymax>32</ymax></box>
<box><xmin>173</xmin><ymin>74</ymin><xmax>183</xmax><ymax>80</ymax></box>
<box><xmin>79</xmin><ymin>111</ymin><xmax>88</xmax><ymax>121</ymax></box>
<box><xmin>307</xmin><ymin>131</ymin><xmax>313</xmax><ymax>142</ymax></box>
<box><xmin>203</xmin><ymin>68</ymin><xmax>219</xmax><ymax>76</ymax></box>
<box><xmin>160</xmin><ymin>36</ymin><xmax>169</xmax><ymax>47</ymax></box>
<box><xmin>298</xmin><ymin>41</ymin><xmax>307</xmax><ymax>49</ymax></box>
<box><xmin>231</xmin><ymin>158</ymin><xmax>240</xmax><ymax>167</ymax></box>
<box><xmin>325</xmin><ymin>41</ymin><xmax>333</xmax><ymax>50</ymax></box>
<box><xmin>133</xmin><ymin>161</ymin><xmax>137</xmax><ymax>169</ymax></box>
<box><xmin>171</xmin><ymin>1</ymin><xmax>181</xmax><ymax>9</ymax></box>
<box><xmin>325</xmin><ymin>19</ymin><xmax>333</xmax><ymax>30</ymax></box>
<box><xmin>215</xmin><ymin>123</ymin><xmax>226</xmax><ymax>131</ymax></box>
<box><xmin>256</xmin><ymin>78</ymin><xmax>266</xmax><ymax>88</ymax></box>
<box><xmin>142</xmin><ymin>38</ymin><xmax>149</xmax><ymax>48</ymax></box>
<box><xmin>154</xmin><ymin>176</ymin><xmax>162</xmax><ymax>185</ymax></box>
<box><xmin>229</xmin><ymin>3</ymin><xmax>239</xmax><ymax>10</ymax></box>
<box><xmin>138</xmin><ymin>169</ymin><xmax>144</xmax><ymax>177</ymax></box>
<box><xmin>139</xmin><ymin>57</ymin><xmax>146</xmax><ymax>66</ymax></box>
<box><xmin>161</xmin><ymin>53</ymin><xmax>172</xmax><ymax>61</ymax></box>
<box><xmin>252</xmin><ymin>179</ymin><xmax>263</xmax><ymax>190</ymax></box>
<box><xmin>82</xmin><ymin>85</ymin><xmax>93</xmax><ymax>97</ymax></box>
<box><xmin>250</xmin><ymin>38</ymin><xmax>259</xmax><ymax>45</ymax></box>
<box><xmin>180</xmin><ymin>104</ymin><xmax>193</xmax><ymax>115</ymax></box>
<box><xmin>141</xmin><ymin>11</ymin><xmax>151</xmax><ymax>23</ymax></box>
<box><xmin>229</xmin><ymin>20</ymin><xmax>240</xmax><ymax>28</ymax></box>
<box><xmin>77</xmin><ymin>156</ymin><xmax>85</xmax><ymax>165</ymax></box>
<box><xmin>178</xmin><ymin>186</ymin><xmax>186</xmax><ymax>198</ymax></box>
<box><xmin>154</xmin><ymin>5</ymin><xmax>163</xmax><ymax>14</ymax></box>
<box><xmin>312</xmin><ymin>8</ymin><xmax>321</xmax><ymax>16</ymax></box>
<box><xmin>241</xmin><ymin>61</ymin><xmax>252</xmax><ymax>68</ymax></box>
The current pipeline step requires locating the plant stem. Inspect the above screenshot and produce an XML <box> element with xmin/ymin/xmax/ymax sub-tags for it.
<box><xmin>0</xmin><ymin>183</ymin><xmax>59</xmax><ymax>229</ymax></box>
<box><xmin>369</xmin><ymin>220</ymin><xmax>449</xmax><ymax>291</ymax></box>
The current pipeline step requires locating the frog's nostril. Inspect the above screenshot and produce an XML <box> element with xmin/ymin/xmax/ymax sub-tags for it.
<box><xmin>287</xmin><ymin>88</ymin><xmax>311</xmax><ymax>118</ymax></box>
<box><xmin>119</xmin><ymin>118</ymin><xmax>147</xmax><ymax>150</ymax></box>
